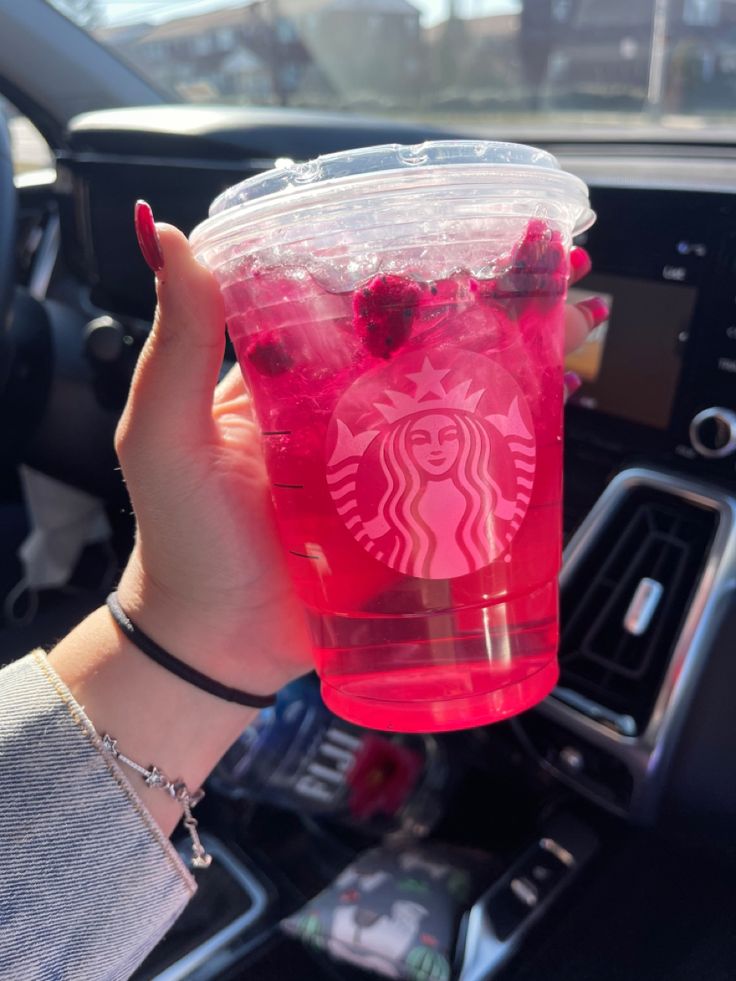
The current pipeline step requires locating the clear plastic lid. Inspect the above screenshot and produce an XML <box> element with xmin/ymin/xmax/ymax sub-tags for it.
<box><xmin>191</xmin><ymin>140</ymin><xmax>594</xmax><ymax>255</ymax></box>
<box><xmin>210</xmin><ymin>140</ymin><xmax>580</xmax><ymax>212</ymax></box>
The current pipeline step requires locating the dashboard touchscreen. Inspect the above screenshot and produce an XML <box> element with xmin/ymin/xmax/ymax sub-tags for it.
<box><xmin>565</xmin><ymin>275</ymin><xmax>697</xmax><ymax>430</ymax></box>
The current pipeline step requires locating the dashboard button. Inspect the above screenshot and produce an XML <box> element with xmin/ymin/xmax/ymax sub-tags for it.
<box><xmin>675</xmin><ymin>444</ymin><xmax>697</xmax><ymax>460</ymax></box>
<box><xmin>690</xmin><ymin>408</ymin><xmax>736</xmax><ymax>458</ymax></box>
<box><xmin>559</xmin><ymin>746</ymin><xmax>585</xmax><ymax>773</ymax></box>
<box><xmin>510</xmin><ymin>877</ymin><xmax>539</xmax><ymax>908</ymax></box>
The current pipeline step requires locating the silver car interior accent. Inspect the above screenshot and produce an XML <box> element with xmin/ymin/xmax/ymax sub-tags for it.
<box><xmin>623</xmin><ymin>577</ymin><xmax>664</xmax><ymax>636</ymax></box>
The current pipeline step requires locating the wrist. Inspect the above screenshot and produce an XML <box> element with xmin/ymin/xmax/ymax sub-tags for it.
<box><xmin>117</xmin><ymin>551</ymin><xmax>300</xmax><ymax>698</ymax></box>
<box><xmin>49</xmin><ymin>606</ymin><xmax>257</xmax><ymax>835</ymax></box>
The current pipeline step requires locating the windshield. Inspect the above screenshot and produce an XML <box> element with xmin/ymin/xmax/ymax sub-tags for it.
<box><xmin>49</xmin><ymin>0</ymin><xmax>736</xmax><ymax>134</ymax></box>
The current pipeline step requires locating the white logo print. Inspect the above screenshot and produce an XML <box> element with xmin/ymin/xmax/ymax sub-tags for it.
<box><xmin>326</xmin><ymin>348</ymin><xmax>536</xmax><ymax>580</ymax></box>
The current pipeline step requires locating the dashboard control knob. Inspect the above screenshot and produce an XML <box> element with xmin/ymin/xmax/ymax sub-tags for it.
<box><xmin>84</xmin><ymin>316</ymin><xmax>126</xmax><ymax>364</ymax></box>
<box><xmin>689</xmin><ymin>407</ymin><xmax>736</xmax><ymax>459</ymax></box>
<box><xmin>83</xmin><ymin>316</ymin><xmax>137</xmax><ymax>411</ymax></box>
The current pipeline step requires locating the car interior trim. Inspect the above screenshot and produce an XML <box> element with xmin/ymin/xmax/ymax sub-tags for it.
<box><xmin>537</xmin><ymin>467</ymin><xmax>736</xmax><ymax>817</ymax></box>
<box><xmin>151</xmin><ymin>834</ymin><xmax>269</xmax><ymax>981</ymax></box>
<box><xmin>58</xmin><ymin>151</ymin><xmax>282</xmax><ymax>173</ymax></box>
<box><xmin>458</xmin><ymin>813</ymin><xmax>599</xmax><ymax>981</ymax></box>
<box><xmin>28</xmin><ymin>212</ymin><xmax>60</xmax><ymax>302</ymax></box>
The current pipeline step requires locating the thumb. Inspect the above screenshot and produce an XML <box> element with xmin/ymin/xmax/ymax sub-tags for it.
<box><xmin>121</xmin><ymin>207</ymin><xmax>226</xmax><ymax>451</ymax></box>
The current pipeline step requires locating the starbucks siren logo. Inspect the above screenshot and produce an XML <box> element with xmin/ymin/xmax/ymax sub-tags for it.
<box><xmin>325</xmin><ymin>347</ymin><xmax>537</xmax><ymax>580</ymax></box>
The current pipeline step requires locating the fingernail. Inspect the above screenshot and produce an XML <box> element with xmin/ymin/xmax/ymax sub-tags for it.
<box><xmin>569</xmin><ymin>246</ymin><xmax>592</xmax><ymax>277</ymax></box>
<box><xmin>577</xmin><ymin>296</ymin><xmax>609</xmax><ymax>328</ymax></box>
<box><xmin>564</xmin><ymin>371</ymin><xmax>582</xmax><ymax>401</ymax></box>
<box><xmin>134</xmin><ymin>199</ymin><xmax>164</xmax><ymax>273</ymax></box>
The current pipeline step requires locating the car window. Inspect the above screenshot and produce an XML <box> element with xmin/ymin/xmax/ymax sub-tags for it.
<box><xmin>47</xmin><ymin>0</ymin><xmax>736</xmax><ymax>135</ymax></box>
<box><xmin>0</xmin><ymin>96</ymin><xmax>54</xmax><ymax>177</ymax></box>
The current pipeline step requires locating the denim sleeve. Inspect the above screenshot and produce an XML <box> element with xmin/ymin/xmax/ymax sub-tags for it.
<box><xmin>0</xmin><ymin>651</ymin><xmax>197</xmax><ymax>981</ymax></box>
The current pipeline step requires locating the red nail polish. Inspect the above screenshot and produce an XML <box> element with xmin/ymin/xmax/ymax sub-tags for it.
<box><xmin>577</xmin><ymin>296</ymin><xmax>609</xmax><ymax>327</ymax></box>
<box><xmin>134</xmin><ymin>200</ymin><xmax>164</xmax><ymax>273</ymax></box>
<box><xmin>570</xmin><ymin>247</ymin><xmax>592</xmax><ymax>277</ymax></box>
<box><xmin>564</xmin><ymin>371</ymin><xmax>582</xmax><ymax>397</ymax></box>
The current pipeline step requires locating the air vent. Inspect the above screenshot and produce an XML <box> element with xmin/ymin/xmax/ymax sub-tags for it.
<box><xmin>558</xmin><ymin>487</ymin><xmax>718</xmax><ymax>733</ymax></box>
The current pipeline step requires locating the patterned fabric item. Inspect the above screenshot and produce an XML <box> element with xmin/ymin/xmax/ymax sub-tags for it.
<box><xmin>282</xmin><ymin>842</ymin><xmax>494</xmax><ymax>981</ymax></box>
<box><xmin>0</xmin><ymin>652</ymin><xmax>196</xmax><ymax>980</ymax></box>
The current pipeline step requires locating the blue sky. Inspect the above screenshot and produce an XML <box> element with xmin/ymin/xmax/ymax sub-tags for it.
<box><xmin>99</xmin><ymin>0</ymin><xmax>520</xmax><ymax>28</ymax></box>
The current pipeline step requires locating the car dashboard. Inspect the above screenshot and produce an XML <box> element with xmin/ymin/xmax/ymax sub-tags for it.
<box><xmin>58</xmin><ymin>109</ymin><xmax>736</xmax><ymax>490</ymax></box>
<box><xmin>8</xmin><ymin>106</ymin><xmax>736</xmax><ymax>981</ymax></box>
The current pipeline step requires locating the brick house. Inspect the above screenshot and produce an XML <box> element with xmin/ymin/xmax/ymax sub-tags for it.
<box><xmin>98</xmin><ymin>4</ymin><xmax>325</xmax><ymax>104</ymax></box>
<box><xmin>97</xmin><ymin>0</ymin><xmax>424</xmax><ymax>110</ymax></box>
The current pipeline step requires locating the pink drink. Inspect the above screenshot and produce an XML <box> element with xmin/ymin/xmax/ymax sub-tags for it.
<box><xmin>191</xmin><ymin>142</ymin><xmax>593</xmax><ymax>732</ymax></box>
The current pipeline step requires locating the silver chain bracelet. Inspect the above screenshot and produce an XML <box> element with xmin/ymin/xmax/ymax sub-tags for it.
<box><xmin>101</xmin><ymin>733</ymin><xmax>212</xmax><ymax>869</ymax></box>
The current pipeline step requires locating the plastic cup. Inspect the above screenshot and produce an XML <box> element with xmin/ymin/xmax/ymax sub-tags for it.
<box><xmin>190</xmin><ymin>141</ymin><xmax>594</xmax><ymax>733</ymax></box>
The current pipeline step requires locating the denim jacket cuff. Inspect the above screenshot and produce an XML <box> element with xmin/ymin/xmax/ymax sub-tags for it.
<box><xmin>0</xmin><ymin>651</ymin><xmax>197</xmax><ymax>980</ymax></box>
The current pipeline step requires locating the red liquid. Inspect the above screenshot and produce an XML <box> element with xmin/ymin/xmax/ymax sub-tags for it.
<box><xmin>220</xmin><ymin>221</ymin><xmax>567</xmax><ymax>732</ymax></box>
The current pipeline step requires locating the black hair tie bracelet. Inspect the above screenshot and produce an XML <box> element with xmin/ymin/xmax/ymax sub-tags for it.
<box><xmin>106</xmin><ymin>591</ymin><xmax>277</xmax><ymax>709</ymax></box>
